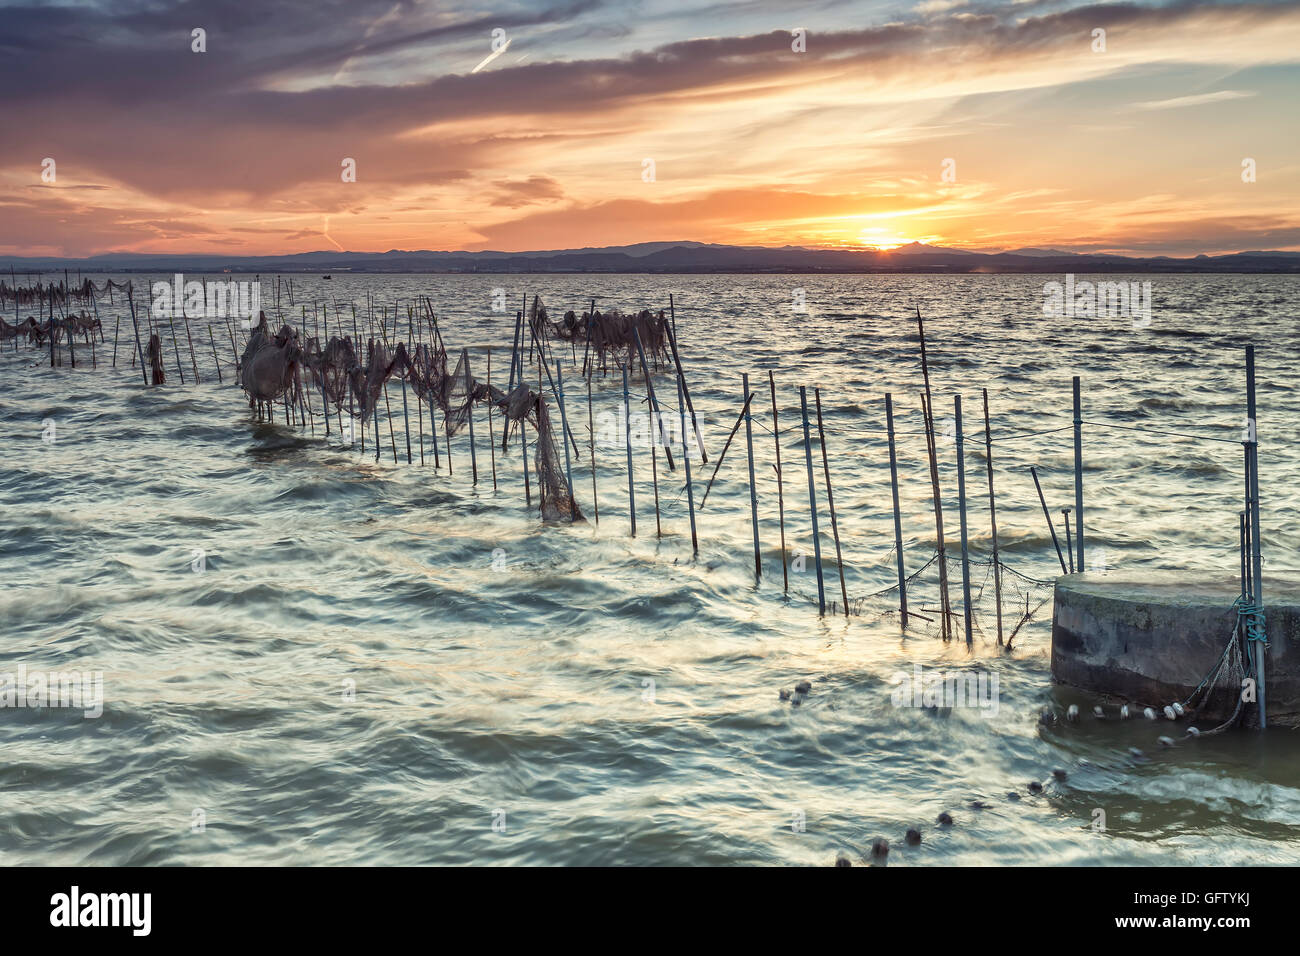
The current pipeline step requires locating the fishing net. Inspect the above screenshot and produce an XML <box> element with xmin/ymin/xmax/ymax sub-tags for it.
<box><xmin>146</xmin><ymin>333</ymin><xmax>166</xmax><ymax>385</ymax></box>
<box><xmin>527</xmin><ymin>296</ymin><xmax>672</xmax><ymax>377</ymax></box>
<box><xmin>296</xmin><ymin>319</ymin><xmax>583</xmax><ymax>525</ymax></box>
<box><xmin>238</xmin><ymin>315</ymin><xmax>305</xmax><ymax>404</ymax></box>
<box><xmin>791</xmin><ymin>546</ymin><xmax>1055</xmax><ymax>646</ymax></box>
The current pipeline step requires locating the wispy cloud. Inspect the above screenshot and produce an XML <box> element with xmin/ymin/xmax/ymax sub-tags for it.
<box><xmin>1132</xmin><ymin>90</ymin><xmax>1257</xmax><ymax>110</ymax></box>
<box><xmin>1</xmin><ymin>0</ymin><xmax>1298</xmax><ymax>256</ymax></box>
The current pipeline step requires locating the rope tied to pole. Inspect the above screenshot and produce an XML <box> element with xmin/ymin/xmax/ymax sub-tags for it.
<box><xmin>1235</xmin><ymin>596</ymin><xmax>1269</xmax><ymax>649</ymax></box>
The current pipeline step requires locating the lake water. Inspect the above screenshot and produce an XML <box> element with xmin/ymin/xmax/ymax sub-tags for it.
<box><xmin>2</xmin><ymin>272</ymin><xmax>1298</xmax><ymax>865</ymax></box>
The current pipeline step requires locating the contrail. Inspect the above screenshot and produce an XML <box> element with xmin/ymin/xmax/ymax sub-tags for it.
<box><xmin>471</xmin><ymin>38</ymin><xmax>511</xmax><ymax>74</ymax></box>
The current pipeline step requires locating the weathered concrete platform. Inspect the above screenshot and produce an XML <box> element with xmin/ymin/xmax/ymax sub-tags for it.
<box><xmin>1051</xmin><ymin>572</ymin><xmax>1300</xmax><ymax>727</ymax></box>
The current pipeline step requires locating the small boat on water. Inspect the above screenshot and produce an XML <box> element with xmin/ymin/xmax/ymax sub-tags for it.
<box><xmin>323</xmin><ymin>275</ymin><xmax>332</xmax><ymax>280</ymax></box>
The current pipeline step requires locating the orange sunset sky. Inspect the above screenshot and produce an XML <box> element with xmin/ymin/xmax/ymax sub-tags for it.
<box><xmin>2</xmin><ymin>0</ymin><xmax>1298</xmax><ymax>259</ymax></box>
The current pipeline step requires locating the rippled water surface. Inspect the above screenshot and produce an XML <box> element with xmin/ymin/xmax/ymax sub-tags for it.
<box><xmin>2</xmin><ymin>272</ymin><xmax>1299</xmax><ymax>865</ymax></box>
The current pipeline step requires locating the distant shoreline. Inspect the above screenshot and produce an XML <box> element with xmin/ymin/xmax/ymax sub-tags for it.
<box><xmin>2</xmin><ymin>241</ymin><xmax>1297</xmax><ymax>276</ymax></box>
<box><xmin>3</xmin><ymin>268</ymin><xmax>1297</xmax><ymax>276</ymax></box>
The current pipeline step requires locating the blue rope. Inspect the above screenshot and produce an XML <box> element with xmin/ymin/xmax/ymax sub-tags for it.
<box><xmin>1234</xmin><ymin>596</ymin><xmax>1269</xmax><ymax>648</ymax></box>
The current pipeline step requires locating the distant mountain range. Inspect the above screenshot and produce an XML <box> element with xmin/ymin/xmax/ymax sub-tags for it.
<box><xmin>4</xmin><ymin>241</ymin><xmax>1299</xmax><ymax>274</ymax></box>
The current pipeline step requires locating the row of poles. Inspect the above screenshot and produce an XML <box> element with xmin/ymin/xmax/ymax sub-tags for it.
<box><xmin>7</xmin><ymin>275</ymin><xmax>1269</xmax><ymax>695</ymax></box>
<box><xmin>5</xmin><ymin>275</ymin><xmax>1043</xmax><ymax>642</ymax></box>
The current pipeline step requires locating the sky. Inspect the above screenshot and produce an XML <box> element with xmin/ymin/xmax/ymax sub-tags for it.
<box><xmin>1</xmin><ymin>0</ymin><xmax>1298</xmax><ymax>258</ymax></box>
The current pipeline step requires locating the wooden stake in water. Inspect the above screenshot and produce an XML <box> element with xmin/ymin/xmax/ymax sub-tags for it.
<box><xmin>815</xmin><ymin>387</ymin><xmax>848</xmax><ymax>617</ymax></box>
<box><xmin>954</xmin><ymin>395</ymin><xmax>973</xmax><ymax>645</ymax></box>
<box><xmin>770</xmin><ymin>371</ymin><xmax>788</xmax><ymax>593</ymax></box>
<box><xmin>885</xmin><ymin>393</ymin><xmax>908</xmax><ymax>627</ymax></box>
<box><xmin>623</xmin><ymin>364</ymin><xmax>636</xmax><ymax>536</ymax></box>
<box><xmin>800</xmin><ymin>386</ymin><xmax>825</xmax><ymax>615</ymax></box>
<box><xmin>743</xmin><ymin>373</ymin><xmax>761</xmax><ymax>580</ymax></box>
<box><xmin>981</xmin><ymin>388</ymin><xmax>1003</xmax><ymax>646</ymax></box>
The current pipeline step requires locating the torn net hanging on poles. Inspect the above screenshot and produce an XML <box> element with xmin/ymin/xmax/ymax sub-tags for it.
<box><xmin>493</xmin><ymin>379</ymin><xmax>584</xmax><ymax>524</ymax></box>
<box><xmin>297</xmin><ymin>323</ymin><xmax>583</xmax><ymax>525</ymax></box>
<box><xmin>238</xmin><ymin>314</ymin><xmax>309</xmax><ymax>406</ymax></box>
<box><xmin>528</xmin><ymin>296</ymin><xmax>672</xmax><ymax>375</ymax></box>
<box><xmin>0</xmin><ymin>277</ymin><xmax>130</xmax><ymax>306</ymax></box>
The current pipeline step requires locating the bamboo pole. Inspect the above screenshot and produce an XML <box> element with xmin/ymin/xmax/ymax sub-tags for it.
<box><xmin>800</xmin><ymin>386</ymin><xmax>825</xmax><ymax>615</ymax></box>
<box><xmin>815</xmin><ymin>387</ymin><xmax>848</xmax><ymax>617</ymax></box>
<box><xmin>183</xmin><ymin>312</ymin><xmax>199</xmax><ymax>384</ymax></box>
<box><xmin>167</xmin><ymin>309</ymin><xmax>184</xmax><ymax>384</ymax></box>
<box><xmin>127</xmin><ymin>286</ymin><xmax>148</xmax><ymax>386</ymax></box>
<box><xmin>954</xmin><ymin>395</ymin><xmax>973</xmax><ymax>645</ymax></box>
<box><xmin>555</xmin><ymin>360</ymin><xmax>576</xmax><ymax>517</ymax></box>
<box><xmin>678</xmin><ymin>369</ymin><xmax>698</xmax><ymax>554</ymax></box>
<box><xmin>623</xmin><ymin>364</ymin><xmax>636</xmax><ymax>536</ymax></box>
<box><xmin>1246</xmin><ymin>345</ymin><xmax>1265</xmax><ymax>727</ymax></box>
<box><xmin>699</xmin><ymin>392</ymin><xmax>757</xmax><ymax>509</ymax></box>
<box><xmin>463</xmin><ymin>348</ymin><xmax>478</xmax><ymax>483</ymax></box>
<box><xmin>587</xmin><ymin>375</ymin><xmax>598</xmax><ymax>524</ymax></box>
<box><xmin>916</xmin><ymin>309</ymin><xmax>953</xmax><ymax>640</ymax></box>
<box><xmin>633</xmin><ymin>328</ymin><xmax>674</xmax><ymax>471</ymax></box>
<box><xmin>400</xmin><ymin>350</ymin><xmax>413</xmax><ymax>464</ymax></box>
<box><xmin>885</xmin><ymin>393</ymin><xmax>908</xmax><ymax>627</ymax></box>
<box><xmin>486</xmin><ymin>349</ymin><xmax>496</xmax><ymax>488</ymax></box>
<box><xmin>1030</xmin><ymin>465</ymin><xmax>1068</xmax><ymax>574</ymax></box>
<box><xmin>981</xmin><ymin>388</ymin><xmax>1003</xmax><ymax>646</ymax></box>
<box><xmin>743</xmin><ymin>373</ymin><xmax>761</xmax><ymax>580</ymax></box>
<box><xmin>1062</xmin><ymin>509</ymin><xmax>1074</xmax><ymax>573</ymax></box>
<box><xmin>650</xmin><ymin>435</ymin><xmax>662</xmax><ymax>537</ymax></box>
<box><xmin>1072</xmin><ymin>375</ymin><xmax>1084</xmax><ymax>571</ymax></box>
<box><xmin>209</xmin><ymin>323</ymin><xmax>223</xmax><ymax>384</ymax></box>
<box><xmin>770</xmin><ymin>371</ymin><xmax>789</xmax><ymax>594</ymax></box>
<box><xmin>665</xmin><ymin>323</ymin><xmax>707</xmax><ymax>464</ymax></box>
<box><xmin>581</xmin><ymin>298</ymin><xmax>596</xmax><ymax>378</ymax></box>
